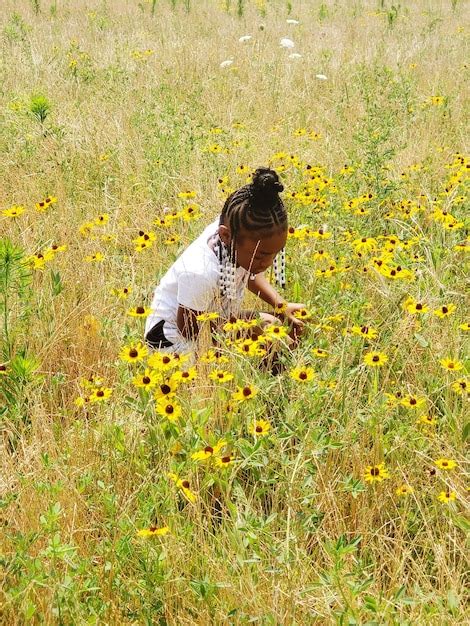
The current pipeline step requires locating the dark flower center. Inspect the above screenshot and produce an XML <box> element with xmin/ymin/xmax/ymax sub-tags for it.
<box><xmin>243</xmin><ymin>387</ymin><xmax>252</xmax><ymax>397</ymax></box>
<box><xmin>165</xmin><ymin>405</ymin><xmax>174</xmax><ymax>414</ymax></box>
<box><xmin>136</xmin><ymin>306</ymin><xmax>145</xmax><ymax>314</ymax></box>
<box><xmin>182</xmin><ymin>480</ymin><xmax>190</xmax><ymax>489</ymax></box>
<box><xmin>299</xmin><ymin>372</ymin><xmax>307</xmax><ymax>380</ymax></box>
<box><xmin>204</xmin><ymin>446</ymin><xmax>214</xmax><ymax>453</ymax></box>
<box><xmin>255</xmin><ymin>426</ymin><xmax>263</xmax><ymax>433</ymax></box>
<box><xmin>143</xmin><ymin>376</ymin><xmax>151</xmax><ymax>384</ymax></box>
<box><xmin>442</xmin><ymin>306</ymin><xmax>448</xmax><ymax>313</ymax></box>
<box><xmin>372</xmin><ymin>355</ymin><xmax>380</xmax><ymax>362</ymax></box>
<box><xmin>163</xmin><ymin>356</ymin><xmax>171</xmax><ymax>364</ymax></box>
<box><xmin>416</xmin><ymin>303</ymin><xmax>423</xmax><ymax>310</ymax></box>
<box><xmin>129</xmin><ymin>349</ymin><xmax>138</xmax><ymax>358</ymax></box>
<box><xmin>161</xmin><ymin>384</ymin><xmax>171</xmax><ymax>395</ymax></box>
<box><xmin>97</xmin><ymin>390</ymin><xmax>104</xmax><ymax>397</ymax></box>
<box><xmin>370</xmin><ymin>467</ymin><xmax>380</xmax><ymax>476</ymax></box>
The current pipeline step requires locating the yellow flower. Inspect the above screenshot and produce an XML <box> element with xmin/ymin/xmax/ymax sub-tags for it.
<box><xmin>433</xmin><ymin>304</ymin><xmax>456</xmax><ymax>318</ymax></box>
<box><xmin>438</xmin><ymin>490</ymin><xmax>456</xmax><ymax>503</ymax></box>
<box><xmin>199</xmin><ymin>349</ymin><xmax>229</xmax><ymax>364</ymax></box>
<box><xmin>127</xmin><ymin>306</ymin><xmax>153</xmax><ymax>317</ymax></box>
<box><xmin>172</xmin><ymin>366</ymin><xmax>198</xmax><ymax>384</ymax></box>
<box><xmin>119</xmin><ymin>342</ymin><xmax>148</xmax><ymax>363</ymax></box>
<box><xmin>177</xmin><ymin>190</ymin><xmax>196</xmax><ymax>199</ymax></box>
<box><xmin>110</xmin><ymin>286</ymin><xmax>132</xmax><ymax>299</ymax></box>
<box><xmin>153</xmin><ymin>378</ymin><xmax>179</xmax><ymax>400</ymax></box>
<box><xmin>132</xmin><ymin>368</ymin><xmax>158</xmax><ymax>389</ymax></box>
<box><xmin>451</xmin><ymin>378</ymin><xmax>468</xmax><ymax>394</ymax></box>
<box><xmin>400</xmin><ymin>395</ymin><xmax>426</xmax><ymax>409</ymax></box>
<box><xmin>84</xmin><ymin>252</ymin><xmax>104</xmax><ymax>262</ymax></box>
<box><xmin>273</xmin><ymin>302</ymin><xmax>287</xmax><ymax>315</ymax></box>
<box><xmin>402</xmin><ymin>296</ymin><xmax>428</xmax><ymax>314</ymax></box>
<box><xmin>439</xmin><ymin>358</ymin><xmax>464</xmax><ymax>372</ymax></box>
<box><xmin>363</xmin><ymin>351</ymin><xmax>388</xmax><ymax>367</ymax></box>
<box><xmin>311</xmin><ymin>348</ymin><xmax>328</xmax><ymax>358</ymax></box>
<box><xmin>191</xmin><ymin>440</ymin><xmax>227</xmax><ymax>462</ymax></box>
<box><xmin>350</xmin><ymin>325</ymin><xmax>378</xmax><ymax>340</ymax></box>
<box><xmin>292</xmin><ymin>308</ymin><xmax>312</xmax><ymax>320</ymax></box>
<box><xmin>2</xmin><ymin>205</ymin><xmax>25</xmax><ymax>218</ymax></box>
<box><xmin>196</xmin><ymin>312</ymin><xmax>219</xmax><ymax>322</ymax></box>
<box><xmin>137</xmin><ymin>526</ymin><xmax>170</xmax><ymax>538</ymax></box>
<box><xmin>290</xmin><ymin>366</ymin><xmax>315</xmax><ymax>382</ymax></box>
<box><xmin>232</xmin><ymin>385</ymin><xmax>258</xmax><ymax>402</ymax></box>
<box><xmin>363</xmin><ymin>463</ymin><xmax>390</xmax><ymax>482</ymax></box>
<box><xmin>434</xmin><ymin>458</ymin><xmax>457</xmax><ymax>470</ymax></box>
<box><xmin>147</xmin><ymin>351</ymin><xmax>188</xmax><ymax>371</ymax></box>
<box><xmin>416</xmin><ymin>414</ymin><xmax>437</xmax><ymax>427</ymax></box>
<box><xmin>208</xmin><ymin>370</ymin><xmax>234</xmax><ymax>384</ymax></box>
<box><xmin>458</xmin><ymin>322</ymin><xmax>470</xmax><ymax>331</ymax></box>
<box><xmin>94</xmin><ymin>213</ymin><xmax>109</xmax><ymax>226</ymax></box>
<box><xmin>264</xmin><ymin>324</ymin><xmax>289</xmax><ymax>340</ymax></box>
<box><xmin>248</xmin><ymin>419</ymin><xmax>271</xmax><ymax>437</ymax></box>
<box><xmin>156</xmin><ymin>398</ymin><xmax>182</xmax><ymax>421</ymax></box>
<box><xmin>395</xmin><ymin>484</ymin><xmax>413</xmax><ymax>497</ymax></box>
<box><xmin>88</xmin><ymin>387</ymin><xmax>113</xmax><ymax>403</ymax></box>
<box><xmin>168</xmin><ymin>473</ymin><xmax>197</xmax><ymax>502</ymax></box>
<box><xmin>214</xmin><ymin>454</ymin><xmax>235</xmax><ymax>468</ymax></box>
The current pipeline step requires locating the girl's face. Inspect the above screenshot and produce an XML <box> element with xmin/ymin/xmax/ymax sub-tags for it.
<box><xmin>219</xmin><ymin>225</ymin><xmax>287</xmax><ymax>275</ymax></box>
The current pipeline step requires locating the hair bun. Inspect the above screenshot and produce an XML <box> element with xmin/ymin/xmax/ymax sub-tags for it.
<box><xmin>251</xmin><ymin>167</ymin><xmax>284</xmax><ymax>196</ymax></box>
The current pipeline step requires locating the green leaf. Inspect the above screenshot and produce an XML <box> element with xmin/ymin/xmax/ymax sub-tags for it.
<box><xmin>414</xmin><ymin>333</ymin><xmax>429</xmax><ymax>348</ymax></box>
<box><xmin>462</xmin><ymin>422</ymin><xmax>470</xmax><ymax>442</ymax></box>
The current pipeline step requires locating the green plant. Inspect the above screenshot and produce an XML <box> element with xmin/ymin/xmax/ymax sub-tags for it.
<box><xmin>29</xmin><ymin>93</ymin><xmax>51</xmax><ymax>124</ymax></box>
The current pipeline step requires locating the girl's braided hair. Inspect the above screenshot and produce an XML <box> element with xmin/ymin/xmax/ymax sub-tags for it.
<box><xmin>219</xmin><ymin>167</ymin><xmax>287</xmax><ymax>238</ymax></box>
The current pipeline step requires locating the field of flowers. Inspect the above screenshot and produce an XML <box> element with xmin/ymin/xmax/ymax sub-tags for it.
<box><xmin>1</xmin><ymin>0</ymin><xmax>468</xmax><ymax>623</ymax></box>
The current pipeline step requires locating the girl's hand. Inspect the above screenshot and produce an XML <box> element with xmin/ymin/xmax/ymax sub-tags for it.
<box><xmin>284</xmin><ymin>302</ymin><xmax>307</xmax><ymax>329</ymax></box>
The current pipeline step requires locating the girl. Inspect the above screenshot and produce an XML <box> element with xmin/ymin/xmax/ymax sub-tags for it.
<box><xmin>144</xmin><ymin>167</ymin><xmax>306</xmax><ymax>357</ymax></box>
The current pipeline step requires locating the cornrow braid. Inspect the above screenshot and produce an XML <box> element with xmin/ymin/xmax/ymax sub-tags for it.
<box><xmin>219</xmin><ymin>167</ymin><xmax>287</xmax><ymax>239</ymax></box>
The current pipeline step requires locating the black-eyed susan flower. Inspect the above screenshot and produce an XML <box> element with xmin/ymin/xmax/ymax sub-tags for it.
<box><xmin>132</xmin><ymin>368</ymin><xmax>158</xmax><ymax>389</ymax></box>
<box><xmin>147</xmin><ymin>351</ymin><xmax>179</xmax><ymax>372</ymax></box>
<box><xmin>458</xmin><ymin>322</ymin><xmax>470</xmax><ymax>332</ymax></box>
<box><xmin>177</xmin><ymin>190</ymin><xmax>196</xmax><ymax>199</ymax></box>
<box><xmin>416</xmin><ymin>414</ymin><xmax>437</xmax><ymax>427</ymax></box>
<box><xmin>191</xmin><ymin>439</ymin><xmax>227</xmax><ymax>462</ymax></box>
<box><xmin>110</xmin><ymin>286</ymin><xmax>132</xmax><ymax>299</ymax></box>
<box><xmin>84</xmin><ymin>252</ymin><xmax>104</xmax><ymax>263</ymax></box>
<box><xmin>167</xmin><ymin>472</ymin><xmax>196</xmax><ymax>503</ymax></box>
<box><xmin>293</xmin><ymin>308</ymin><xmax>312</xmax><ymax>320</ymax></box>
<box><xmin>363</xmin><ymin>463</ymin><xmax>390</xmax><ymax>482</ymax></box>
<box><xmin>156</xmin><ymin>398</ymin><xmax>182</xmax><ymax>421</ymax></box>
<box><xmin>434</xmin><ymin>458</ymin><xmax>457</xmax><ymax>470</ymax></box>
<box><xmin>402</xmin><ymin>296</ymin><xmax>428</xmax><ymax>314</ymax></box>
<box><xmin>199</xmin><ymin>349</ymin><xmax>229</xmax><ymax>364</ymax></box>
<box><xmin>363</xmin><ymin>351</ymin><xmax>388</xmax><ymax>367</ymax></box>
<box><xmin>2</xmin><ymin>205</ymin><xmax>25</xmax><ymax>218</ymax></box>
<box><xmin>164</xmin><ymin>235</ymin><xmax>181</xmax><ymax>246</ymax></box>
<box><xmin>438</xmin><ymin>490</ymin><xmax>456</xmax><ymax>503</ymax></box>
<box><xmin>208</xmin><ymin>370</ymin><xmax>234</xmax><ymax>384</ymax></box>
<box><xmin>395</xmin><ymin>484</ymin><xmax>413</xmax><ymax>497</ymax></box>
<box><xmin>248</xmin><ymin>419</ymin><xmax>271</xmax><ymax>437</ymax></box>
<box><xmin>127</xmin><ymin>306</ymin><xmax>153</xmax><ymax>318</ymax></box>
<box><xmin>74</xmin><ymin>396</ymin><xmax>91</xmax><ymax>407</ymax></box>
<box><xmin>137</xmin><ymin>525</ymin><xmax>170</xmax><ymax>538</ymax></box>
<box><xmin>264</xmin><ymin>324</ymin><xmax>289</xmax><ymax>340</ymax></box>
<box><xmin>89</xmin><ymin>387</ymin><xmax>113</xmax><ymax>403</ymax></box>
<box><xmin>153</xmin><ymin>378</ymin><xmax>179</xmax><ymax>400</ymax></box>
<box><xmin>290</xmin><ymin>366</ymin><xmax>315</xmax><ymax>382</ymax></box>
<box><xmin>172</xmin><ymin>366</ymin><xmax>198</xmax><ymax>384</ymax></box>
<box><xmin>451</xmin><ymin>378</ymin><xmax>468</xmax><ymax>394</ymax></box>
<box><xmin>273</xmin><ymin>301</ymin><xmax>288</xmax><ymax>315</ymax></box>
<box><xmin>94</xmin><ymin>213</ymin><xmax>109</xmax><ymax>226</ymax></box>
<box><xmin>350</xmin><ymin>325</ymin><xmax>378</xmax><ymax>340</ymax></box>
<box><xmin>400</xmin><ymin>395</ymin><xmax>426</xmax><ymax>409</ymax></box>
<box><xmin>232</xmin><ymin>384</ymin><xmax>258</xmax><ymax>402</ymax></box>
<box><xmin>311</xmin><ymin>348</ymin><xmax>328</xmax><ymax>358</ymax></box>
<box><xmin>215</xmin><ymin>454</ymin><xmax>235</xmax><ymax>469</ymax></box>
<box><xmin>439</xmin><ymin>358</ymin><xmax>464</xmax><ymax>372</ymax></box>
<box><xmin>0</xmin><ymin>364</ymin><xmax>7</xmax><ymax>375</ymax></box>
<box><xmin>119</xmin><ymin>342</ymin><xmax>148</xmax><ymax>363</ymax></box>
<box><xmin>433</xmin><ymin>304</ymin><xmax>456</xmax><ymax>318</ymax></box>
<box><xmin>196</xmin><ymin>312</ymin><xmax>219</xmax><ymax>322</ymax></box>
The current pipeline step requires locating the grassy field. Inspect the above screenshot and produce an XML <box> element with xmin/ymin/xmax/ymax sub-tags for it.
<box><xmin>1</xmin><ymin>0</ymin><xmax>469</xmax><ymax>623</ymax></box>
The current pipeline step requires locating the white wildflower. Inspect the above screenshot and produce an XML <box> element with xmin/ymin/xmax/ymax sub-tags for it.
<box><xmin>315</xmin><ymin>74</ymin><xmax>328</xmax><ymax>80</ymax></box>
<box><xmin>238</xmin><ymin>35</ymin><xmax>252</xmax><ymax>43</ymax></box>
<box><xmin>286</xmin><ymin>19</ymin><xmax>299</xmax><ymax>25</ymax></box>
<box><xmin>280</xmin><ymin>37</ymin><xmax>295</xmax><ymax>49</ymax></box>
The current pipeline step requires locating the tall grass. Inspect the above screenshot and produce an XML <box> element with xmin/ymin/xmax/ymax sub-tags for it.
<box><xmin>0</xmin><ymin>1</ymin><xmax>468</xmax><ymax>623</ymax></box>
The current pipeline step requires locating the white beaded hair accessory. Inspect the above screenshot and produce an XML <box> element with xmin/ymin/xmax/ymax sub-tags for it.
<box><xmin>215</xmin><ymin>235</ymin><xmax>238</xmax><ymax>315</ymax></box>
<box><xmin>272</xmin><ymin>247</ymin><xmax>286</xmax><ymax>289</ymax></box>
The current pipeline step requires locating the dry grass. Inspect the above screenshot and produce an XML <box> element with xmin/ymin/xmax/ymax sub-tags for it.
<box><xmin>0</xmin><ymin>1</ymin><xmax>468</xmax><ymax>624</ymax></box>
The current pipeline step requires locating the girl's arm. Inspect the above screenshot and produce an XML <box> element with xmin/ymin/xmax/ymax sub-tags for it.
<box><xmin>246</xmin><ymin>272</ymin><xmax>284</xmax><ymax>307</ymax></box>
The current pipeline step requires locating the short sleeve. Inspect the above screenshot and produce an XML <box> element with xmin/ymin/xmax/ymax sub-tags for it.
<box><xmin>177</xmin><ymin>271</ymin><xmax>217</xmax><ymax>312</ymax></box>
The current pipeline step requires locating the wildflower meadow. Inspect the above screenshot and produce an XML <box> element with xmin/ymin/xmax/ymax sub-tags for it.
<box><xmin>1</xmin><ymin>0</ymin><xmax>468</xmax><ymax>623</ymax></box>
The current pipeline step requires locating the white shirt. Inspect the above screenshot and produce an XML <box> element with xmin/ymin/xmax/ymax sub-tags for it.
<box><xmin>145</xmin><ymin>218</ymin><xmax>250</xmax><ymax>349</ymax></box>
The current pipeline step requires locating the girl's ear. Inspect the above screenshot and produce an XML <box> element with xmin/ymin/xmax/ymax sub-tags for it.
<box><xmin>218</xmin><ymin>225</ymin><xmax>232</xmax><ymax>246</ymax></box>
